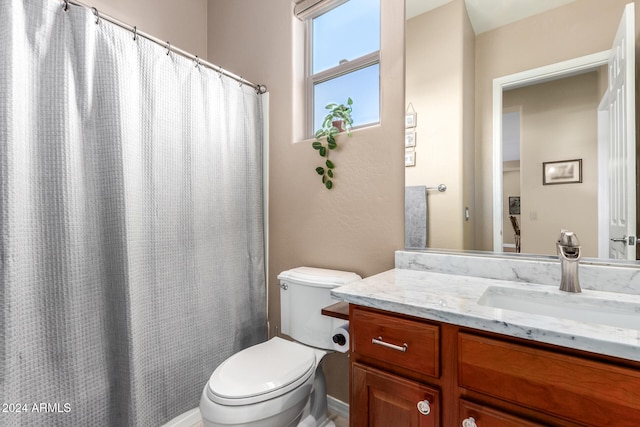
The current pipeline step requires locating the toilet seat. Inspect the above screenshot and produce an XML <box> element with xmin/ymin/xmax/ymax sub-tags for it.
<box><xmin>206</xmin><ymin>337</ymin><xmax>316</xmax><ymax>406</ymax></box>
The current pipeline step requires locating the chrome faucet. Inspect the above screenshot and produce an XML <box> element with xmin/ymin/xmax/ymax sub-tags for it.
<box><xmin>557</xmin><ymin>230</ymin><xmax>582</xmax><ymax>293</ymax></box>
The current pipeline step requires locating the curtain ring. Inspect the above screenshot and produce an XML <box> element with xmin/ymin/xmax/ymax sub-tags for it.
<box><xmin>92</xmin><ymin>7</ymin><xmax>100</xmax><ymax>25</ymax></box>
<box><xmin>194</xmin><ymin>56</ymin><xmax>200</xmax><ymax>68</ymax></box>
<box><xmin>238</xmin><ymin>77</ymin><xmax>244</xmax><ymax>87</ymax></box>
<box><xmin>166</xmin><ymin>41</ymin><xmax>171</xmax><ymax>56</ymax></box>
<box><xmin>132</xmin><ymin>26</ymin><xmax>137</xmax><ymax>41</ymax></box>
<box><xmin>62</xmin><ymin>0</ymin><xmax>69</xmax><ymax>12</ymax></box>
<box><xmin>218</xmin><ymin>66</ymin><xmax>223</xmax><ymax>79</ymax></box>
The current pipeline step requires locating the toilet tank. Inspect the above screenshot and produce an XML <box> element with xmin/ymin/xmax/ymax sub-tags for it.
<box><xmin>278</xmin><ymin>267</ymin><xmax>361</xmax><ymax>350</ymax></box>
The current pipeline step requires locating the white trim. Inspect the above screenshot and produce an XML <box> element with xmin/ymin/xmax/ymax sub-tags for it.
<box><xmin>327</xmin><ymin>395</ymin><xmax>349</xmax><ymax>421</ymax></box>
<box><xmin>160</xmin><ymin>408</ymin><xmax>201</xmax><ymax>427</ymax></box>
<box><xmin>305</xmin><ymin>17</ymin><xmax>314</xmax><ymax>137</ymax></box>
<box><xmin>492</xmin><ymin>50</ymin><xmax>610</xmax><ymax>252</ymax></box>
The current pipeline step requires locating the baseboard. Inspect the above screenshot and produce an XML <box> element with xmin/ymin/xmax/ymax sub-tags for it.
<box><xmin>327</xmin><ymin>395</ymin><xmax>349</xmax><ymax>421</ymax></box>
<box><xmin>160</xmin><ymin>407</ymin><xmax>200</xmax><ymax>427</ymax></box>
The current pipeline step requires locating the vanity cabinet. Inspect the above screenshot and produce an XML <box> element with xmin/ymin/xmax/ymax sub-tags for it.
<box><xmin>350</xmin><ymin>307</ymin><xmax>441</xmax><ymax>426</ymax></box>
<box><xmin>349</xmin><ymin>305</ymin><xmax>640</xmax><ymax>427</ymax></box>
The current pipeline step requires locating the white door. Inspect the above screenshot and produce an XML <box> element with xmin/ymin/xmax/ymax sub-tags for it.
<box><xmin>602</xmin><ymin>2</ymin><xmax>636</xmax><ymax>260</ymax></box>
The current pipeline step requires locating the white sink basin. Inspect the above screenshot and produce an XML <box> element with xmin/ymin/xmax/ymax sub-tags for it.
<box><xmin>477</xmin><ymin>285</ymin><xmax>640</xmax><ymax>330</ymax></box>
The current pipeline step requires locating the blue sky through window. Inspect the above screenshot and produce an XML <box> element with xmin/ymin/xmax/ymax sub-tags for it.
<box><xmin>313</xmin><ymin>64</ymin><xmax>380</xmax><ymax>130</ymax></box>
<box><xmin>312</xmin><ymin>0</ymin><xmax>380</xmax><ymax>74</ymax></box>
<box><xmin>311</xmin><ymin>0</ymin><xmax>381</xmax><ymax>131</ymax></box>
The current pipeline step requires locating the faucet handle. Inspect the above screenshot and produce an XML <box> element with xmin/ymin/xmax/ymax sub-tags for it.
<box><xmin>558</xmin><ymin>230</ymin><xmax>580</xmax><ymax>247</ymax></box>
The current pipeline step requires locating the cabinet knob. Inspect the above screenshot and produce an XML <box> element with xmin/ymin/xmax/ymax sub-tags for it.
<box><xmin>416</xmin><ymin>399</ymin><xmax>431</xmax><ymax>415</ymax></box>
<box><xmin>462</xmin><ymin>417</ymin><xmax>477</xmax><ymax>427</ymax></box>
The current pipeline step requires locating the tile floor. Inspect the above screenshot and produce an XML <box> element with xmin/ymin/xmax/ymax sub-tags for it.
<box><xmin>184</xmin><ymin>413</ymin><xmax>347</xmax><ymax>427</ymax></box>
<box><xmin>328</xmin><ymin>411</ymin><xmax>349</xmax><ymax>427</ymax></box>
<box><xmin>175</xmin><ymin>409</ymin><xmax>347</xmax><ymax>427</ymax></box>
<box><xmin>328</xmin><ymin>409</ymin><xmax>349</xmax><ymax>427</ymax></box>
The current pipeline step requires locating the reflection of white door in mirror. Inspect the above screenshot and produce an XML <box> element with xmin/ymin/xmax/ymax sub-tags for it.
<box><xmin>601</xmin><ymin>3</ymin><xmax>636</xmax><ymax>260</ymax></box>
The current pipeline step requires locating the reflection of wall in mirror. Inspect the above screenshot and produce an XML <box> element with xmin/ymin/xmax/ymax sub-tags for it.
<box><xmin>406</xmin><ymin>0</ymin><xmax>628</xmax><ymax>254</ymax></box>
<box><xmin>405</xmin><ymin>0</ymin><xmax>475</xmax><ymax>251</ymax></box>
<box><xmin>474</xmin><ymin>0</ymin><xmax>631</xmax><ymax>252</ymax></box>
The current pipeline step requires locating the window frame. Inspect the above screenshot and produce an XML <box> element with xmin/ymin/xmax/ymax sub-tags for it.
<box><xmin>304</xmin><ymin>1</ymin><xmax>381</xmax><ymax>138</ymax></box>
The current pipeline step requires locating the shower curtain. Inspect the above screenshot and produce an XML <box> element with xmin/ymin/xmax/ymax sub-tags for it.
<box><xmin>0</xmin><ymin>1</ymin><xmax>266</xmax><ymax>426</ymax></box>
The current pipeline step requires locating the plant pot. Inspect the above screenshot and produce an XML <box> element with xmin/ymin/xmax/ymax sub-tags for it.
<box><xmin>332</xmin><ymin>120</ymin><xmax>344</xmax><ymax>132</ymax></box>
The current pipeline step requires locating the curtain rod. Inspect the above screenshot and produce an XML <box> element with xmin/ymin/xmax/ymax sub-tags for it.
<box><xmin>61</xmin><ymin>0</ymin><xmax>267</xmax><ymax>95</ymax></box>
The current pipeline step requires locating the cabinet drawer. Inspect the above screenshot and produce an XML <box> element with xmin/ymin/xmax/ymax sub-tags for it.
<box><xmin>351</xmin><ymin>307</ymin><xmax>439</xmax><ymax>378</ymax></box>
<box><xmin>459</xmin><ymin>399</ymin><xmax>544</xmax><ymax>427</ymax></box>
<box><xmin>458</xmin><ymin>333</ymin><xmax>640</xmax><ymax>426</ymax></box>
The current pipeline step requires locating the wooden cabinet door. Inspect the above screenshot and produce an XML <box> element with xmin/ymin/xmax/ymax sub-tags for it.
<box><xmin>352</xmin><ymin>362</ymin><xmax>440</xmax><ymax>427</ymax></box>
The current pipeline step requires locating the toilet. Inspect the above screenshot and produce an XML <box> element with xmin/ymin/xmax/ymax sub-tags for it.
<box><xmin>199</xmin><ymin>267</ymin><xmax>361</xmax><ymax>427</ymax></box>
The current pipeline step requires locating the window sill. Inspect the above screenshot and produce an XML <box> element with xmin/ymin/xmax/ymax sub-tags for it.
<box><xmin>294</xmin><ymin>122</ymin><xmax>381</xmax><ymax>145</ymax></box>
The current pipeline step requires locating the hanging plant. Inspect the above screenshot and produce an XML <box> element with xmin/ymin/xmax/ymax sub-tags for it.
<box><xmin>311</xmin><ymin>97</ymin><xmax>354</xmax><ymax>189</ymax></box>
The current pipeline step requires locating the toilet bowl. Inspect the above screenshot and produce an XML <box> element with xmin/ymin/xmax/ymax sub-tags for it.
<box><xmin>199</xmin><ymin>267</ymin><xmax>361</xmax><ymax>427</ymax></box>
<box><xmin>200</xmin><ymin>337</ymin><xmax>326</xmax><ymax>427</ymax></box>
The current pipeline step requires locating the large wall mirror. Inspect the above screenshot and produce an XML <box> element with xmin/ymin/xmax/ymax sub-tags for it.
<box><xmin>404</xmin><ymin>0</ymin><xmax>637</xmax><ymax>260</ymax></box>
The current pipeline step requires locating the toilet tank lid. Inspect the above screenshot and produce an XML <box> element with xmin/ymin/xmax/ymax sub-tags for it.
<box><xmin>277</xmin><ymin>267</ymin><xmax>361</xmax><ymax>288</ymax></box>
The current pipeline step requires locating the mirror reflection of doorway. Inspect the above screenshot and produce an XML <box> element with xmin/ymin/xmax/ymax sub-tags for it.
<box><xmin>502</xmin><ymin>109</ymin><xmax>521</xmax><ymax>253</ymax></box>
<box><xmin>501</xmin><ymin>71</ymin><xmax>603</xmax><ymax>257</ymax></box>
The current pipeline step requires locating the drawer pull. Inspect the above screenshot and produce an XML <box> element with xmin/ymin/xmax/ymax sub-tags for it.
<box><xmin>416</xmin><ymin>399</ymin><xmax>431</xmax><ymax>415</ymax></box>
<box><xmin>462</xmin><ymin>417</ymin><xmax>477</xmax><ymax>427</ymax></box>
<box><xmin>372</xmin><ymin>336</ymin><xmax>408</xmax><ymax>352</ymax></box>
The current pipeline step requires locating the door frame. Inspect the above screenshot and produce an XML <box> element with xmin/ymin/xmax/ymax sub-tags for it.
<box><xmin>491</xmin><ymin>51</ymin><xmax>610</xmax><ymax>252</ymax></box>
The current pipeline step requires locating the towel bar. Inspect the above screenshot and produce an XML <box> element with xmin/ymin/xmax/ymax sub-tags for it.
<box><xmin>426</xmin><ymin>184</ymin><xmax>447</xmax><ymax>192</ymax></box>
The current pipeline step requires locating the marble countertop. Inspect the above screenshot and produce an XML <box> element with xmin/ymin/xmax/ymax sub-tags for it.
<box><xmin>331</xmin><ymin>268</ymin><xmax>640</xmax><ymax>362</ymax></box>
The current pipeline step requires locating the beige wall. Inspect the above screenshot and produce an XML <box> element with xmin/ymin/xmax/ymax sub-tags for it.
<box><xmin>89</xmin><ymin>0</ymin><xmax>208</xmax><ymax>58</ymax></box>
<box><xmin>474</xmin><ymin>0</ymin><xmax>630</xmax><ymax>251</ymax></box>
<box><xmin>462</xmin><ymin>1</ymin><xmax>476</xmax><ymax>250</ymax></box>
<box><xmin>503</xmin><ymin>72</ymin><xmax>600</xmax><ymax>257</ymax></box>
<box><xmin>405</xmin><ymin>0</ymin><xmax>474</xmax><ymax>250</ymax></box>
<box><xmin>208</xmin><ymin>0</ymin><xmax>405</xmax><ymax>403</ymax></box>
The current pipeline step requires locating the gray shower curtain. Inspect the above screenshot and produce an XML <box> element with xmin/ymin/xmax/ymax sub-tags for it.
<box><xmin>0</xmin><ymin>1</ymin><xmax>267</xmax><ymax>425</ymax></box>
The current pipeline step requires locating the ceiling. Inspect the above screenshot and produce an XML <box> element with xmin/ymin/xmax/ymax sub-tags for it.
<box><xmin>406</xmin><ymin>0</ymin><xmax>578</xmax><ymax>34</ymax></box>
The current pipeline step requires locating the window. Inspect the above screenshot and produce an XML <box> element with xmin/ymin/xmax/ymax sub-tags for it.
<box><xmin>306</xmin><ymin>0</ymin><xmax>381</xmax><ymax>135</ymax></box>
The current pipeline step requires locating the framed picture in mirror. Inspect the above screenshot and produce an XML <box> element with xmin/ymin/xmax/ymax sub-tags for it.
<box><xmin>543</xmin><ymin>159</ymin><xmax>582</xmax><ymax>185</ymax></box>
<box><xmin>508</xmin><ymin>196</ymin><xmax>520</xmax><ymax>215</ymax></box>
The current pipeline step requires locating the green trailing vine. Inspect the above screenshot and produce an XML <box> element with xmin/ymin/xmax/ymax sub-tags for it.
<box><xmin>311</xmin><ymin>97</ymin><xmax>354</xmax><ymax>189</ymax></box>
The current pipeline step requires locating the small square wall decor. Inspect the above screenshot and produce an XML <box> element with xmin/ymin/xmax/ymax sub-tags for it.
<box><xmin>405</xmin><ymin>130</ymin><xmax>416</xmax><ymax>148</ymax></box>
<box><xmin>405</xmin><ymin>112</ymin><xmax>416</xmax><ymax>128</ymax></box>
<box><xmin>405</xmin><ymin>150</ymin><xmax>416</xmax><ymax>167</ymax></box>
